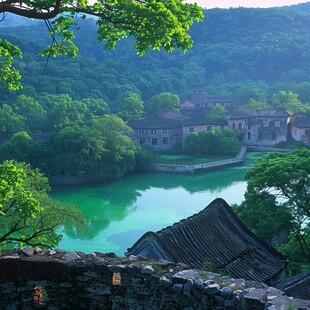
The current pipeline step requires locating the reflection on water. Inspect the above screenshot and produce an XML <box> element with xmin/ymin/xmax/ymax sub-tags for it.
<box><xmin>52</xmin><ymin>152</ymin><xmax>266</xmax><ymax>256</ymax></box>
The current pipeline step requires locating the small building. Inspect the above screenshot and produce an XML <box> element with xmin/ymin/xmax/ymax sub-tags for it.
<box><xmin>180</xmin><ymin>88</ymin><xmax>238</xmax><ymax>110</ymax></box>
<box><xmin>227</xmin><ymin>109</ymin><xmax>291</xmax><ymax>146</ymax></box>
<box><xmin>127</xmin><ymin>198</ymin><xmax>287</xmax><ymax>287</ymax></box>
<box><xmin>181</xmin><ymin>112</ymin><xmax>228</xmax><ymax>137</ymax></box>
<box><xmin>204</xmin><ymin>95</ymin><xmax>238</xmax><ymax>109</ymax></box>
<box><xmin>290</xmin><ymin>116</ymin><xmax>310</xmax><ymax>146</ymax></box>
<box><xmin>127</xmin><ymin>116</ymin><xmax>182</xmax><ymax>151</ymax></box>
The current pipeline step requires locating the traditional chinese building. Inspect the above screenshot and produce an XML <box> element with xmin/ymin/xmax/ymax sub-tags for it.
<box><xmin>127</xmin><ymin>198</ymin><xmax>287</xmax><ymax>287</ymax></box>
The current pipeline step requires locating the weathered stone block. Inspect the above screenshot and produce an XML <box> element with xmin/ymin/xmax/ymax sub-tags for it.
<box><xmin>139</xmin><ymin>265</ymin><xmax>154</xmax><ymax>275</ymax></box>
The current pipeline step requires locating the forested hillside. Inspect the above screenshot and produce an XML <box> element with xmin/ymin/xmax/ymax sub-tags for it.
<box><xmin>1</xmin><ymin>6</ymin><xmax>310</xmax><ymax>104</ymax></box>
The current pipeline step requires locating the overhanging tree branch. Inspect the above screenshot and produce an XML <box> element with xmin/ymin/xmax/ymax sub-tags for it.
<box><xmin>0</xmin><ymin>0</ymin><xmax>62</xmax><ymax>19</ymax></box>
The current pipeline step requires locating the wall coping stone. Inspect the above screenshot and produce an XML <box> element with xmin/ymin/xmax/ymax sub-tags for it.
<box><xmin>0</xmin><ymin>248</ymin><xmax>309</xmax><ymax>310</ymax></box>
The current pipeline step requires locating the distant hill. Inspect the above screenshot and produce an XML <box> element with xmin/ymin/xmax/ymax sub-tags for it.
<box><xmin>0</xmin><ymin>7</ymin><xmax>310</xmax><ymax>104</ymax></box>
<box><xmin>283</xmin><ymin>2</ymin><xmax>310</xmax><ymax>13</ymax></box>
<box><xmin>0</xmin><ymin>13</ymin><xmax>39</xmax><ymax>27</ymax></box>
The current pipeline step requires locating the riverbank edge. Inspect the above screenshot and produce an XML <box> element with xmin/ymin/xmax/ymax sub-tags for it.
<box><xmin>148</xmin><ymin>146</ymin><xmax>293</xmax><ymax>174</ymax></box>
<box><xmin>149</xmin><ymin>146</ymin><xmax>248</xmax><ymax>174</ymax></box>
<box><xmin>48</xmin><ymin>170</ymin><xmax>127</xmax><ymax>186</ymax></box>
<box><xmin>49</xmin><ymin>146</ymin><xmax>292</xmax><ymax>185</ymax></box>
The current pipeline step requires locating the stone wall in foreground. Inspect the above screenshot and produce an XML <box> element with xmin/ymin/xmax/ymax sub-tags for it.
<box><xmin>0</xmin><ymin>249</ymin><xmax>309</xmax><ymax>310</ymax></box>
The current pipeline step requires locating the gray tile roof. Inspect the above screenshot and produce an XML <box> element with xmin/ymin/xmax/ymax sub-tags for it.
<box><xmin>284</xmin><ymin>271</ymin><xmax>310</xmax><ymax>299</ymax></box>
<box><xmin>227</xmin><ymin>109</ymin><xmax>290</xmax><ymax>119</ymax></box>
<box><xmin>205</xmin><ymin>95</ymin><xmax>238</xmax><ymax>101</ymax></box>
<box><xmin>181</xmin><ymin>113</ymin><xmax>228</xmax><ymax>126</ymax></box>
<box><xmin>127</xmin><ymin>117</ymin><xmax>182</xmax><ymax>129</ymax></box>
<box><xmin>127</xmin><ymin>198</ymin><xmax>287</xmax><ymax>283</ymax></box>
<box><xmin>291</xmin><ymin>117</ymin><xmax>310</xmax><ymax>128</ymax></box>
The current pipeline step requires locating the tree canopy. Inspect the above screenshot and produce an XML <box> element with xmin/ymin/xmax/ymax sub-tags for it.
<box><xmin>0</xmin><ymin>161</ymin><xmax>84</xmax><ymax>249</ymax></box>
<box><xmin>148</xmin><ymin>92</ymin><xmax>180</xmax><ymax>114</ymax></box>
<box><xmin>185</xmin><ymin>129</ymin><xmax>240</xmax><ymax>156</ymax></box>
<box><xmin>234</xmin><ymin>148</ymin><xmax>310</xmax><ymax>262</ymax></box>
<box><xmin>0</xmin><ymin>0</ymin><xmax>203</xmax><ymax>90</ymax></box>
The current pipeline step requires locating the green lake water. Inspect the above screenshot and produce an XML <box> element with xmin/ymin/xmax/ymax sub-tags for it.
<box><xmin>52</xmin><ymin>152</ymin><xmax>265</xmax><ymax>256</ymax></box>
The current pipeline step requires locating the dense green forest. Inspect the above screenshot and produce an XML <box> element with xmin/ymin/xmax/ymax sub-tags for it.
<box><xmin>1</xmin><ymin>6</ymin><xmax>310</xmax><ymax>104</ymax></box>
<box><xmin>0</xmin><ymin>5</ymin><xmax>309</xmax><ymax>180</ymax></box>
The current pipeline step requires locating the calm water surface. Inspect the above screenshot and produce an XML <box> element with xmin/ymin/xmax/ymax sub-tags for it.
<box><xmin>52</xmin><ymin>152</ymin><xmax>265</xmax><ymax>256</ymax></box>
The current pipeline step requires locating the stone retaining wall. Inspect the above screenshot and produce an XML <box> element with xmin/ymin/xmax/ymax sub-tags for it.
<box><xmin>0</xmin><ymin>249</ymin><xmax>309</xmax><ymax>310</ymax></box>
<box><xmin>247</xmin><ymin>146</ymin><xmax>292</xmax><ymax>153</ymax></box>
<box><xmin>149</xmin><ymin>147</ymin><xmax>247</xmax><ymax>174</ymax></box>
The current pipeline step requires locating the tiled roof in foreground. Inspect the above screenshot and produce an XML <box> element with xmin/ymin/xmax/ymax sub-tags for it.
<box><xmin>283</xmin><ymin>271</ymin><xmax>310</xmax><ymax>299</ymax></box>
<box><xmin>127</xmin><ymin>198</ymin><xmax>287</xmax><ymax>283</ymax></box>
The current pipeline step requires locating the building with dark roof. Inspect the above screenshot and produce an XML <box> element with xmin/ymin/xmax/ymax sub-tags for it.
<box><xmin>290</xmin><ymin>116</ymin><xmax>310</xmax><ymax>146</ymax></box>
<box><xmin>227</xmin><ymin>109</ymin><xmax>291</xmax><ymax>146</ymax></box>
<box><xmin>181</xmin><ymin>111</ymin><xmax>228</xmax><ymax>137</ymax></box>
<box><xmin>127</xmin><ymin>116</ymin><xmax>183</xmax><ymax>151</ymax></box>
<box><xmin>180</xmin><ymin>90</ymin><xmax>238</xmax><ymax>110</ymax></box>
<box><xmin>127</xmin><ymin>198</ymin><xmax>287</xmax><ymax>287</ymax></box>
<box><xmin>127</xmin><ymin>108</ymin><xmax>292</xmax><ymax>150</ymax></box>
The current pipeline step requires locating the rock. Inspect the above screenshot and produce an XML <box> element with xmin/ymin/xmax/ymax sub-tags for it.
<box><xmin>224</xmin><ymin>299</ymin><xmax>236</xmax><ymax>309</ymax></box>
<box><xmin>214</xmin><ymin>295</ymin><xmax>225</xmax><ymax>306</ymax></box>
<box><xmin>183</xmin><ymin>282</ymin><xmax>193</xmax><ymax>297</ymax></box>
<box><xmin>159</xmin><ymin>276</ymin><xmax>170</xmax><ymax>286</ymax></box>
<box><xmin>1</xmin><ymin>255</ymin><xmax>19</xmax><ymax>259</ymax></box>
<box><xmin>63</xmin><ymin>252</ymin><xmax>81</xmax><ymax>262</ymax></box>
<box><xmin>221</xmin><ymin>286</ymin><xmax>233</xmax><ymax>298</ymax></box>
<box><xmin>34</xmin><ymin>247</ymin><xmax>42</xmax><ymax>254</ymax></box>
<box><xmin>193</xmin><ymin>279</ymin><xmax>204</xmax><ymax>290</ymax></box>
<box><xmin>172</xmin><ymin>283</ymin><xmax>183</xmax><ymax>294</ymax></box>
<box><xmin>244</xmin><ymin>287</ymin><xmax>267</xmax><ymax>304</ymax></box>
<box><xmin>140</xmin><ymin>265</ymin><xmax>154</xmax><ymax>275</ymax></box>
<box><xmin>20</xmin><ymin>248</ymin><xmax>34</xmax><ymax>256</ymax></box>
<box><xmin>172</xmin><ymin>269</ymin><xmax>198</xmax><ymax>283</ymax></box>
<box><xmin>203</xmin><ymin>282</ymin><xmax>220</xmax><ymax>295</ymax></box>
<box><xmin>49</xmin><ymin>250</ymin><xmax>57</xmax><ymax>255</ymax></box>
<box><xmin>107</xmin><ymin>264</ymin><xmax>126</xmax><ymax>273</ymax></box>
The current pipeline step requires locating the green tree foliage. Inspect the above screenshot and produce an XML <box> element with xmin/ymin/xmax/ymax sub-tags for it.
<box><xmin>116</xmin><ymin>92</ymin><xmax>144</xmax><ymax>120</ymax></box>
<box><xmin>0</xmin><ymin>161</ymin><xmax>84</xmax><ymax>249</ymax></box>
<box><xmin>50</xmin><ymin>124</ymin><xmax>106</xmax><ymax>176</ymax></box>
<box><xmin>0</xmin><ymin>104</ymin><xmax>26</xmax><ymax>136</ymax></box>
<box><xmin>244</xmin><ymin>98</ymin><xmax>271</xmax><ymax>110</ymax></box>
<box><xmin>92</xmin><ymin>115</ymin><xmax>136</xmax><ymax>176</ymax></box>
<box><xmin>185</xmin><ymin>129</ymin><xmax>240</xmax><ymax>156</ymax></box>
<box><xmin>0</xmin><ymin>131</ymin><xmax>33</xmax><ymax>162</ymax></box>
<box><xmin>0</xmin><ymin>39</ymin><xmax>22</xmax><ymax>90</ymax></box>
<box><xmin>148</xmin><ymin>92</ymin><xmax>180</xmax><ymax>114</ymax></box>
<box><xmin>0</xmin><ymin>0</ymin><xmax>203</xmax><ymax>90</ymax></box>
<box><xmin>209</xmin><ymin>104</ymin><xmax>227</xmax><ymax>121</ymax></box>
<box><xmin>43</xmin><ymin>115</ymin><xmax>136</xmax><ymax>178</ymax></box>
<box><xmin>236</xmin><ymin>85</ymin><xmax>267</xmax><ymax>105</ymax></box>
<box><xmin>272</xmin><ymin>91</ymin><xmax>307</xmax><ymax>114</ymax></box>
<box><xmin>233</xmin><ymin>190</ymin><xmax>292</xmax><ymax>243</ymax></box>
<box><xmin>0</xmin><ymin>132</ymin><xmax>53</xmax><ymax>171</ymax></box>
<box><xmin>14</xmin><ymin>95</ymin><xmax>47</xmax><ymax>132</ymax></box>
<box><xmin>45</xmin><ymin>94</ymin><xmax>87</xmax><ymax>129</ymax></box>
<box><xmin>81</xmin><ymin>97</ymin><xmax>110</xmax><ymax>120</ymax></box>
<box><xmin>134</xmin><ymin>146</ymin><xmax>154</xmax><ymax>172</ymax></box>
<box><xmin>236</xmin><ymin>149</ymin><xmax>310</xmax><ymax>261</ymax></box>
